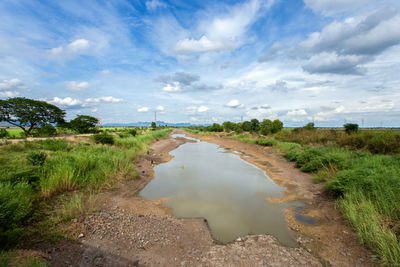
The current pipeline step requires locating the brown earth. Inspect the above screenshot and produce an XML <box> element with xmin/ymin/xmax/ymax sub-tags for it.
<box><xmin>22</xmin><ymin>129</ymin><xmax>376</xmax><ymax>266</ymax></box>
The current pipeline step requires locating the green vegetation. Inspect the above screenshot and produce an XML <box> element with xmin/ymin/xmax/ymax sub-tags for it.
<box><xmin>0</xmin><ymin>97</ymin><xmax>65</xmax><ymax>135</ymax></box>
<box><xmin>186</xmin><ymin>122</ymin><xmax>400</xmax><ymax>265</ymax></box>
<box><xmin>278</xmin><ymin>141</ymin><xmax>400</xmax><ymax>265</ymax></box>
<box><xmin>0</xmin><ymin>128</ymin><xmax>171</xmax><ymax>250</ymax></box>
<box><xmin>344</xmin><ymin>123</ymin><xmax>359</xmax><ymax>134</ymax></box>
<box><xmin>186</xmin><ymin>118</ymin><xmax>284</xmax><ymax>135</ymax></box>
<box><xmin>92</xmin><ymin>132</ymin><xmax>115</xmax><ymax>144</ymax></box>
<box><xmin>275</xmin><ymin>127</ymin><xmax>400</xmax><ymax>154</ymax></box>
<box><xmin>67</xmin><ymin>115</ymin><xmax>99</xmax><ymax>134</ymax></box>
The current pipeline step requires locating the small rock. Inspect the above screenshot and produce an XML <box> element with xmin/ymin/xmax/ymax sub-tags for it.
<box><xmin>78</xmin><ymin>233</ymin><xmax>84</xmax><ymax>238</ymax></box>
<box><xmin>236</xmin><ymin>237</ymin><xmax>242</xmax><ymax>242</ymax></box>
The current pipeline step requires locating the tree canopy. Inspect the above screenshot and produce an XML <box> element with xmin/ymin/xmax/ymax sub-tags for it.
<box><xmin>0</xmin><ymin>97</ymin><xmax>65</xmax><ymax>134</ymax></box>
<box><xmin>69</xmin><ymin>115</ymin><xmax>99</xmax><ymax>134</ymax></box>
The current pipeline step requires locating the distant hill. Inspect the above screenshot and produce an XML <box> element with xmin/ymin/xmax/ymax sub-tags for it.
<box><xmin>102</xmin><ymin>121</ymin><xmax>205</xmax><ymax>127</ymax></box>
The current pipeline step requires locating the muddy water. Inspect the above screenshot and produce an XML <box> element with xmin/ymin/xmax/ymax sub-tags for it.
<box><xmin>140</xmin><ymin>134</ymin><xmax>298</xmax><ymax>247</ymax></box>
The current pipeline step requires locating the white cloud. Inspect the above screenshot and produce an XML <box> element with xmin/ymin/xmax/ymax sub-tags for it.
<box><xmin>48</xmin><ymin>97</ymin><xmax>83</xmax><ymax>107</ymax></box>
<box><xmin>65</xmin><ymin>81</ymin><xmax>89</xmax><ymax>91</ymax></box>
<box><xmin>138</xmin><ymin>107</ymin><xmax>149</xmax><ymax>112</ymax></box>
<box><xmin>156</xmin><ymin>105</ymin><xmax>165</xmax><ymax>111</ymax></box>
<box><xmin>246</xmin><ymin>106</ymin><xmax>278</xmax><ymax>120</ymax></box>
<box><xmin>174</xmin><ymin>0</ymin><xmax>274</xmax><ymax>53</ymax></box>
<box><xmin>304</xmin><ymin>0</ymin><xmax>372</xmax><ymax>16</ymax></box>
<box><xmin>0</xmin><ymin>78</ymin><xmax>26</xmax><ymax>90</ymax></box>
<box><xmin>91</xmin><ymin>108</ymin><xmax>98</xmax><ymax>112</ymax></box>
<box><xmin>187</xmin><ymin>105</ymin><xmax>209</xmax><ymax>113</ymax></box>
<box><xmin>190</xmin><ymin>117</ymin><xmax>199</xmax><ymax>122</ymax></box>
<box><xmin>174</xmin><ymin>36</ymin><xmax>235</xmax><ymax>53</ymax></box>
<box><xmin>48</xmin><ymin>38</ymin><xmax>91</xmax><ymax>58</ymax></box>
<box><xmin>298</xmin><ymin>8</ymin><xmax>400</xmax><ymax>74</ymax></box>
<box><xmin>287</xmin><ymin>109</ymin><xmax>307</xmax><ymax>116</ymax></box>
<box><xmin>146</xmin><ymin>0</ymin><xmax>167</xmax><ymax>11</ymax></box>
<box><xmin>226</xmin><ymin>99</ymin><xmax>245</xmax><ymax>109</ymax></box>
<box><xmin>162</xmin><ymin>82</ymin><xmax>181</xmax><ymax>92</ymax></box>
<box><xmin>198</xmin><ymin>106</ymin><xmax>209</xmax><ymax>112</ymax></box>
<box><xmin>0</xmin><ymin>91</ymin><xmax>19</xmax><ymax>98</ymax></box>
<box><xmin>85</xmin><ymin>96</ymin><xmax>123</xmax><ymax>103</ymax></box>
<box><xmin>100</xmin><ymin>69</ymin><xmax>110</xmax><ymax>75</ymax></box>
<box><xmin>67</xmin><ymin>39</ymin><xmax>90</xmax><ymax>51</ymax></box>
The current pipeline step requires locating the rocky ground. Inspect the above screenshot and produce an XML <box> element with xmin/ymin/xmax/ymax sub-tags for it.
<box><xmin>27</xmin><ymin>130</ymin><xmax>376</xmax><ymax>266</ymax></box>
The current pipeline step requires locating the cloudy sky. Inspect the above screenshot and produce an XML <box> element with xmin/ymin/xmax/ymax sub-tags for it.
<box><xmin>1</xmin><ymin>0</ymin><xmax>400</xmax><ymax>126</ymax></box>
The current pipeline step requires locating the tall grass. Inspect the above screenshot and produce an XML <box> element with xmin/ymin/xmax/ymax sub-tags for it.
<box><xmin>277</xmin><ymin>141</ymin><xmax>400</xmax><ymax>265</ymax></box>
<box><xmin>0</xmin><ymin>128</ymin><xmax>171</xmax><ymax>249</ymax></box>
<box><xmin>275</xmin><ymin>128</ymin><xmax>400</xmax><ymax>154</ymax></box>
<box><xmin>115</xmin><ymin>128</ymin><xmax>171</xmax><ymax>152</ymax></box>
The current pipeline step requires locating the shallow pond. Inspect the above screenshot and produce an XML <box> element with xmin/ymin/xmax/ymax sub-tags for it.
<box><xmin>140</xmin><ymin>134</ymin><xmax>298</xmax><ymax>247</ymax></box>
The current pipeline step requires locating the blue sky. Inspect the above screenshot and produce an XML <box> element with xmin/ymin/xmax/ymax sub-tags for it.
<box><xmin>1</xmin><ymin>0</ymin><xmax>400</xmax><ymax>126</ymax></box>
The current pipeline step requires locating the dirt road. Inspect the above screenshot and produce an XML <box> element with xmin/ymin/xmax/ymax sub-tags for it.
<box><xmin>32</xmin><ymin>130</ymin><xmax>375</xmax><ymax>266</ymax></box>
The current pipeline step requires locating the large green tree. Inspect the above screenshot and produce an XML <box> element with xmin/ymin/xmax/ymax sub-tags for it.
<box><xmin>250</xmin><ymin>119</ymin><xmax>260</xmax><ymax>132</ymax></box>
<box><xmin>0</xmin><ymin>97</ymin><xmax>65</xmax><ymax>135</ymax></box>
<box><xmin>69</xmin><ymin>115</ymin><xmax>99</xmax><ymax>133</ymax></box>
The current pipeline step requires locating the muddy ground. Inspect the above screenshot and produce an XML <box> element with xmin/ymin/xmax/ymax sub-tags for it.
<box><xmin>26</xmin><ymin>129</ymin><xmax>376</xmax><ymax>266</ymax></box>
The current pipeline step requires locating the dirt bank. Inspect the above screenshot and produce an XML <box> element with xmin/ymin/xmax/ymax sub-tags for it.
<box><xmin>27</xmin><ymin>129</ymin><xmax>374</xmax><ymax>266</ymax></box>
<box><xmin>184</xmin><ymin>130</ymin><xmax>376</xmax><ymax>266</ymax></box>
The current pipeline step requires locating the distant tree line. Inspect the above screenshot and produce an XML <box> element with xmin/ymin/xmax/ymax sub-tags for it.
<box><xmin>192</xmin><ymin>118</ymin><xmax>284</xmax><ymax>134</ymax></box>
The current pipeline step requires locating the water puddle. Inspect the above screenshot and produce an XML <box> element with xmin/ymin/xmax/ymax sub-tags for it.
<box><xmin>140</xmin><ymin>134</ymin><xmax>299</xmax><ymax>247</ymax></box>
<box><xmin>295</xmin><ymin>214</ymin><xmax>317</xmax><ymax>225</ymax></box>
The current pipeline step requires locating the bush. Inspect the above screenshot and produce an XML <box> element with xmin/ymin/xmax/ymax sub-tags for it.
<box><xmin>0</xmin><ymin>129</ymin><xmax>9</xmax><ymax>138</ymax></box>
<box><xmin>27</xmin><ymin>152</ymin><xmax>47</xmax><ymax>166</ymax></box>
<box><xmin>344</xmin><ymin>123</ymin><xmax>359</xmax><ymax>134</ymax></box>
<box><xmin>92</xmin><ymin>132</ymin><xmax>114</xmax><ymax>145</ymax></box>
<box><xmin>128</xmin><ymin>129</ymin><xmax>137</xmax><ymax>136</ymax></box>
<box><xmin>0</xmin><ymin>182</ymin><xmax>35</xmax><ymax>248</ymax></box>
<box><xmin>256</xmin><ymin>138</ymin><xmax>277</xmax><ymax>146</ymax></box>
<box><xmin>32</xmin><ymin>124</ymin><xmax>57</xmax><ymax>137</ymax></box>
<box><xmin>303</xmin><ymin>122</ymin><xmax>315</xmax><ymax>130</ymax></box>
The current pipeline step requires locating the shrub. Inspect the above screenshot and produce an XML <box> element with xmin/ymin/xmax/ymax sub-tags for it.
<box><xmin>303</xmin><ymin>122</ymin><xmax>315</xmax><ymax>130</ymax></box>
<box><xmin>344</xmin><ymin>123</ymin><xmax>359</xmax><ymax>134</ymax></box>
<box><xmin>0</xmin><ymin>182</ymin><xmax>35</xmax><ymax>248</ymax></box>
<box><xmin>32</xmin><ymin>124</ymin><xmax>57</xmax><ymax>137</ymax></box>
<box><xmin>0</xmin><ymin>129</ymin><xmax>9</xmax><ymax>138</ymax></box>
<box><xmin>27</xmin><ymin>152</ymin><xmax>47</xmax><ymax>166</ymax></box>
<box><xmin>128</xmin><ymin>129</ymin><xmax>137</xmax><ymax>136</ymax></box>
<box><xmin>256</xmin><ymin>138</ymin><xmax>277</xmax><ymax>146</ymax></box>
<box><xmin>92</xmin><ymin>132</ymin><xmax>114</xmax><ymax>145</ymax></box>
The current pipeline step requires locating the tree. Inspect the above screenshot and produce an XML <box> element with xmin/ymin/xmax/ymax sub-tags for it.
<box><xmin>303</xmin><ymin>122</ymin><xmax>315</xmax><ymax>130</ymax></box>
<box><xmin>260</xmin><ymin>119</ymin><xmax>272</xmax><ymax>135</ymax></box>
<box><xmin>241</xmin><ymin>121</ymin><xmax>252</xmax><ymax>132</ymax></box>
<box><xmin>69</xmin><ymin>115</ymin><xmax>99</xmax><ymax>134</ymax></box>
<box><xmin>250</xmin><ymin>119</ymin><xmax>260</xmax><ymax>132</ymax></box>
<box><xmin>344</xmin><ymin>123</ymin><xmax>359</xmax><ymax>134</ymax></box>
<box><xmin>270</xmin><ymin>119</ymin><xmax>283</xmax><ymax>133</ymax></box>
<box><xmin>222</xmin><ymin>121</ymin><xmax>236</xmax><ymax>132</ymax></box>
<box><xmin>0</xmin><ymin>97</ymin><xmax>65</xmax><ymax>135</ymax></box>
<box><xmin>207</xmin><ymin>123</ymin><xmax>223</xmax><ymax>132</ymax></box>
<box><xmin>151</xmin><ymin>122</ymin><xmax>156</xmax><ymax>129</ymax></box>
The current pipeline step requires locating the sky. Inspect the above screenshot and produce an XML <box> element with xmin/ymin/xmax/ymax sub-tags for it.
<box><xmin>0</xmin><ymin>0</ymin><xmax>400</xmax><ymax>127</ymax></box>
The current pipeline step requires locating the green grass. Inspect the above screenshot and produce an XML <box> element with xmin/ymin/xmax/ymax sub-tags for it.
<box><xmin>115</xmin><ymin>128</ymin><xmax>171</xmax><ymax>152</ymax></box>
<box><xmin>192</xmin><ymin>127</ymin><xmax>400</xmax><ymax>265</ymax></box>
<box><xmin>276</xmin><ymin>141</ymin><xmax>400</xmax><ymax>265</ymax></box>
<box><xmin>0</xmin><ymin>128</ymin><xmax>171</xmax><ymax>249</ymax></box>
